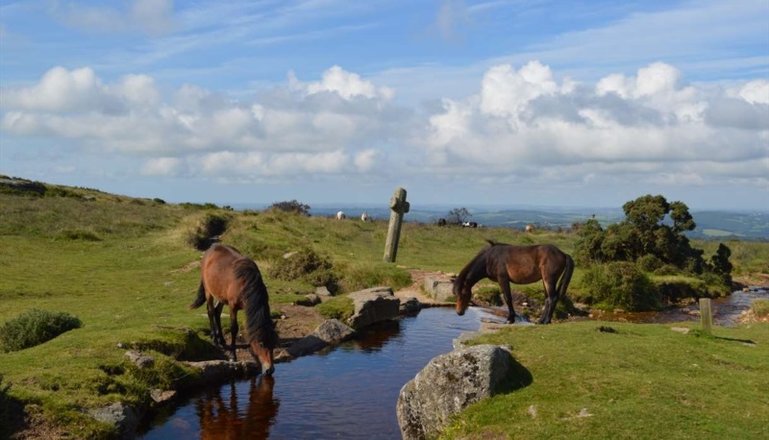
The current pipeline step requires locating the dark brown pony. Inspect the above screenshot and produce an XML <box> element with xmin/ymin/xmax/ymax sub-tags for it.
<box><xmin>454</xmin><ymin>240</ymin><xmax>574</xmax><ymax>324</ymax></box>
<box><xmin>190</xmin><ymin>244</ymin><xmax>277</xmax><ymax>374</ymax></box>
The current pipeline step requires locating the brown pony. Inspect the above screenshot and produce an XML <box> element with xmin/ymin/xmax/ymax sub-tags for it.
<box><xmin>454</xmin><ymin>240</ymin><xmax>574</xmax><ymax>324</ymax></box>
<box><xmin>190</xmin><ymin>244</ymin><xmax>277</xmax><ymax>374</ymax></box>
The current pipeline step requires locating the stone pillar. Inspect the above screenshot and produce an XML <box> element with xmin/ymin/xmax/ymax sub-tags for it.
<box><xmin>384</xmin><ymin>187</ymin><xmax>410</xmax><ymax>263</ymax></box>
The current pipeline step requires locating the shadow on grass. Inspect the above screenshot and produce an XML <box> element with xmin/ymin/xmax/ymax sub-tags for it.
<box><xmin>499</xmin><ymin>355</ymin><xmax>534</xmax><ymax>394</ymax></box>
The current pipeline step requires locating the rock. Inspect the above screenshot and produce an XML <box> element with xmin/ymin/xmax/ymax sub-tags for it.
<box><xmin>286</xmin><ymin>335</ymin><xmax>327</xmax><ymax>357</ymax></box>
<box><xmin>400</xmin><ymin>297</ymin><xmax>422</xmax><ymax>315</ymax></box>
<box><xmin>124</xmin><ymin>350</ymin><xmax>154</xmax><ymax>369</ymax></box>
<box><xmin>87</xmin><ymin>402</ymin><xmax>141</xmax><ymax>439</ymax></box>
<box><xmin>423</xmin><ymin>276</ymin><xmax>454</xmax><ymax>302</ymax></box>
<box><xmin>184</xmin><ymin>360</ymin><xmax>261</xmax><ymax>382</ymax></box>
<box><xmin>313</xmin><ymin>319</ymin><xmax>355</xmax><ymax>345</ymax></box>
<box><xmin>347</xmin><ymin>286</ymin><xmax>400</xmax><ymax>329</ymax></box>
<box><xmin>670</xmin><ymin>327</ymin><xmax>690</xmax><ymax>334</ymax></box>
<box><xmin>150</xmin><ymin>389</ymin><xmax>176</xmax><ymax>404</ymax></box>
<box><xmin>315</xmin><ymin>286</ymin><xmax>332</xmax><ymax>296</ymax></box>
<box><xmin>396</xmin><ymin>344</ymin><xmax>529</xmax><ymax>440</ymax></box>
<box><xmin>295</xmin><ymin>293</ymin><xmax>321</xmax><ymax>307</ymax></box>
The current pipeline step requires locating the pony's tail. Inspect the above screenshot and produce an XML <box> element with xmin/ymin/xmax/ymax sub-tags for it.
<box><xmin>189</xmin><ymin>281</ymin><xmax>206</xmax><ymax>309</ymax></box>
<box><xmin>557</xmin><ymin>254</ymin><xmax>574</xmax><ymax>299</ymax></box>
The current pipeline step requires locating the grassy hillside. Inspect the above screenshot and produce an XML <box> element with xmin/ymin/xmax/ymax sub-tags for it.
<box><xmin>0</xmin><ymin>178</ymin><xmax>767</xmax><ymax>438</ymax></box>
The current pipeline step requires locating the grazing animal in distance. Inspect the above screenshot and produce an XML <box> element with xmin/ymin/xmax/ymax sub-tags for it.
<box><xmin>336</xmin><ymin>211</ymin><xmax>346</xmax><ymax>220</ymax></box>
<box><xmin>453</xmin><ymin>240</ymin><xmax>574</xmax><ymax>324</ymax></box>
<box><xmin>361</xmin><ymin>212</ymin><xmax>369</xmax><ymax>222</ymax></box>
<box><xmin>190</xmin><ymin>244</ymin><xmax>277</xmax><ymax>375</ymax></box>
<box><xmin>525</xmin><ymin>224</ymin><xmax>535</xmax><ymax>233</ymax></box>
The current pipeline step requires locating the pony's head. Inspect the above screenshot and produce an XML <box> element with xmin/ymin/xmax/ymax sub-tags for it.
<box><xmin>453</xmin><ymin>277</ymin><xmax>472</xmax><ymax>316</ymax></box>
<box><xmin>249</xmin><ymin>325</ymin><xmax>277</xmax><ymax>376</ymax></box>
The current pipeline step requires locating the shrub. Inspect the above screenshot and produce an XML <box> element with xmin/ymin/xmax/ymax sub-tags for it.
<box><xmin>0</xmin><ymin>309</ymin><xmax>82</xmax><ymax>352</ymax></box>
<box><xmin>186</xmin><ymin>212</ymin><xmax>231</xmax><ymax>250</ymax></box>
<box><xmin>316</xmin><ymin>296</ymin><xmax>354</xmax><ymax>321</ymax></box>
<box><xmin>268</xmin><ymin>200</ymin><xmax>310</xmax><ymax>216</ymax></box>
<box><xmin>637</xmin><ymin>254</ymin><xmax>663</xmax><ymax>272</ymax></box>
<box><xmin>582</xmin><ymin>262</ymin><xmax>660</xmax><ymax>311</ymax></box>
<box><xmin>751</xmin><ymin>299</ymin><xmax>769</xmax><ymax>318</ymax></box>
<box><xmin>270</xmin><ymin>248</ymin><xmax>339</xmax><ymax>291</ymax></box>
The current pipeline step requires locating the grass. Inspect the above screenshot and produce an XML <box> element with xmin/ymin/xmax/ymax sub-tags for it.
<box><xmin>316</xmin><ymin>296</ymin><xmax>355</xmax><ymax>321</ymax></box>
<box><xmin>0</xmin><ymin>180</ymin><xmax>768</xmax><ymax>438</ymax></box>
<box><xmin>442</xmin><ymin>322</ymin><xmax>769</xmax><ymax>439</ymax></box>
<box><xmin>752</xmin><ymin>299</ymin><xmax>769</xmax><ymax>318</ymax></box>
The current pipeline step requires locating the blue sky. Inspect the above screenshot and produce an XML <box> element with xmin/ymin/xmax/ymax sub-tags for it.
<box><xmin>1</xmin><ymin>0</ymin><xmax>768</xmax><ymax>210</ymax></box>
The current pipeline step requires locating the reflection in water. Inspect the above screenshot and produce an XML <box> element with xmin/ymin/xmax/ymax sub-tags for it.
<box><xmin>349</xmin><ymin>319</ymin><xmax>401</xmax><ymax>351</ymax></box>
<box><xmin>141</xmin><ymin>307</ymin><xmax>489</xmax><ymax>440</ymax></box>
<box><xmin>197</xmin><ymin>375</ymin><xmax>278</xmax><ymax>440</ymax></box>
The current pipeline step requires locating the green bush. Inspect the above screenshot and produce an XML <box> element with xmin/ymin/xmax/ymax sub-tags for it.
<box><xmin>752</xmin><ymin>299</ymin><xmax>769</xmax><ymax>318</ymax></box>
<box><xmin>0</xmin><ymin>309</ymin><xmax>82</xmax><ymax>352</ymax></box>
<box><xmin>268</xmin><ymin>200</ymin><xmax>311</xmax><ymax>216</ymax></box>
<box><xmin>270</xmin><ymin>247</ymin><xmax>339</xmax><ymax>291</ymax></box>
<box><xmin>186</xmin><ymin>212</ymin><xmax>231</xmax><ymax>250</ymax></box>
<box><xmin>316</xmin><ymin>296</ymin><xmax>354</xmax><ymax>321</ymax></box>
<box><xmin>582</xmin><ymin>262</ymin><xmax>660</xmax><ymax>311</ymax></box>
<box><xmin>637</xmin><ymin>254</ymin><xmax>663</xmax><ymax>272</ymax></box>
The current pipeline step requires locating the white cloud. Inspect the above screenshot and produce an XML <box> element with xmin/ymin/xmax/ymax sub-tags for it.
<box><xmin>2</xmin><ymin>61</ymin><xmax>767</xmax><ymax>190</ymax></box>
<box><xmin>738</xmin><ymin>80</ymin><xmax>769</xmax><ymax>105</ymax></box>
<box><xmin>425</xmin><ymin>60</ymin><xmax>769</xmax><ymax>184</ymax></box>
<box><xmin>294</xmin><ymin>65</ymin><xmax>394</xmax><ymax>101</ymax></box>
<box><xmin>1</xmin><ymin>65</ymin><xmax>403</xmax><ymax>181</ymax></box>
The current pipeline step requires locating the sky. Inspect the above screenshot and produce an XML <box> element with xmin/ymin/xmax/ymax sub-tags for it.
<box><xmin>1</xmin><ymin>0</ymin><xmax>768</xmax><ymax>210</ymax></box>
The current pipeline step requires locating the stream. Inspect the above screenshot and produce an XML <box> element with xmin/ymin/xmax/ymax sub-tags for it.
<box><xmin>140</xmin><ymin>287</ymin><xmax>767</xmax><ymax>439</ymax></box>
<box><xmin>140</xmin><ymin>307</ymin><xmax>490</xmax><ymax>440</ymax></box>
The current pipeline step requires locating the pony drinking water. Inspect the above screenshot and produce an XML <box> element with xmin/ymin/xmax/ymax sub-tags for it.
<box><xmin>190</xmin><ymin>244</ymin><xmax>277</xmax><ymax>374</ymax></box>
<box><xmin>454</xmin><ymin>240</ymin><xmax>574</xmax><ymax>324</ymax></box>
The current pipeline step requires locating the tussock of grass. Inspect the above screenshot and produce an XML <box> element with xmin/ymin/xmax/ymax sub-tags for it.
<box><xmin>0</xmin><ymin>309</ymin><xmax>82</xmax><ymax>353</ymax></box>
<box><xmin>316</xmin><ymin>296</ymin><xmax>355</xmax><ymax>321</ymax></box>
<box><xmin>752</xmin><ymin>299</ymin><xmax>769</xmax><ymax>317</ymax></box>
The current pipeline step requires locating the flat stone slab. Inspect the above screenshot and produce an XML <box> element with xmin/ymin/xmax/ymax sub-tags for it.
<box><xmin>423</xmin><ymin>276</ymin><xmax>454</xmax><ymax>302</ymax></box>
<box><xmin>347</xmin><ymin>286</ymin><xmax>400</xmax><ymax>329</ymax></box>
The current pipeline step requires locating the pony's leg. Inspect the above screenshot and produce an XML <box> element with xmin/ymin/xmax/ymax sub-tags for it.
<box><xmin>227</xmin><ymin>309</ymin><xmax>239</xmax><ymax>361</ymax></box>
<box><xmin>205</xmin><ymin>298</ymin><xmax>221</xmax><ymax>345</ymax></box>
<box><xmin>539</xmin><ymin>277</ymin><xmax>559</xmax><ymax>324</ymax></box>
<box><xmin>213</xmin><ymin>302</ymin><xmax>225</xmax><ymax>346</ymax></box>
<box><xmin>498</xmin><ymin>279</ymin><xmax>516</xmax><ymax>323</ymax></box>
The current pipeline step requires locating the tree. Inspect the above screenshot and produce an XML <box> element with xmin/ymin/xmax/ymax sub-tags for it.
<box><xmin>709</xmin><ymin>243</ymin><xmax>733</xmax><ymax>284</ymax></box>
<box><xmin>575</xmin><ymin>194</ymin><xmax>708</xmax><ymax>273</ymax></box>
<box><xmin>446</xmin><ymin>207</ymin><xmax>471</xmax><ymax>225</ymax></box>
<box><xmin>269</xmin><ymin>200</ymin><xmax>311</xmax><ymax>216</ymax></box>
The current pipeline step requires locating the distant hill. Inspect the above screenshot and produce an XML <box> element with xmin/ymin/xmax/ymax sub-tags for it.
<box><xmin>295</xmin><ymin>204</ymin><xmax>768</xmax><ymax>240</ymax></box>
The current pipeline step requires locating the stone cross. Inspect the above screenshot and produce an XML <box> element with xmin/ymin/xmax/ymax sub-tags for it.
<box><xmin>384</xmin><ymin>187</ymin><xmax>410</xmax><ymax>263</ymax></box>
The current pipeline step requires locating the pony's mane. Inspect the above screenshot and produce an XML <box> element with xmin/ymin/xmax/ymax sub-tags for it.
<box><xmin>235</xmin><ymin>259</ymin><xmax>277</xmax><ymax>349</ymax></box>
<box><xmin>455</xmin><ymin>241</ymin><xmax>495</xmax><ymax>287</ymax></box>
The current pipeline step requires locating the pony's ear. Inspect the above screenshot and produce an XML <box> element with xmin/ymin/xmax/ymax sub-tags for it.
<box><xmin>485</xmin><ymin>239</ymin><xmax>496</xmax><ymax>246</ymax></box>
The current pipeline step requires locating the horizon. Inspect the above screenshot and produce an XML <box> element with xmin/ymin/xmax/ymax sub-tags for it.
<box><xmin>1</xmin><ymin>1</ymin><xmax>768</xmax><ymax>210</ymax></box>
